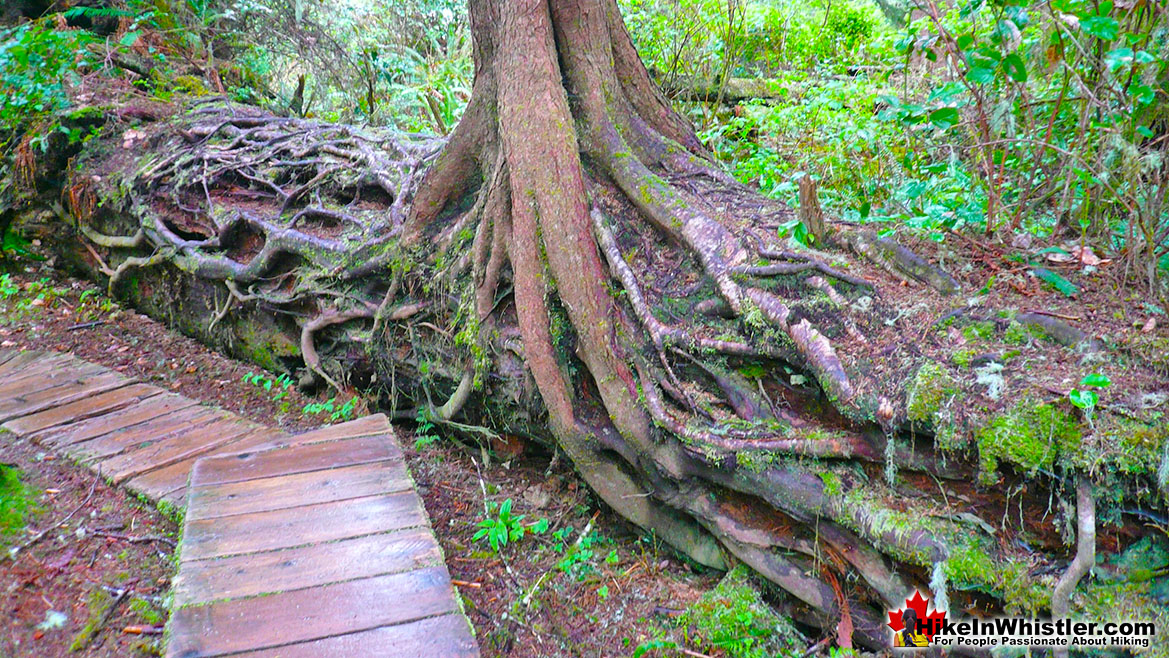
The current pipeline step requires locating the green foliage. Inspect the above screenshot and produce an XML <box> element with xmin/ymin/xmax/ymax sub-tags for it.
<box><xmin>1069</xmin><ymin>372</ymin><xmax>1111</xmax><ymax>422</ymax></box>
<box><xmin>471</xmin><ymin>498</ymin><xmax>548</xmax><ymax>552</ymax></box>
<box><xmin>0</xmin><ymin>273</ymin><xmax>17</xmax><ymax>298</ymax></box>
<box><xmin>977</xmin><ymin>399</ymin><xmax>1082</xmax><ymax>481</ymax></box>
<box><xmin>413</xmin><ymin>408</ymin><xmax>441</xmax><ymax>449</ymax></box>
<box><xmin>242</xmin><ymin>370</ymin><xmax>294</xmax><ymax>413</ymax></box>
<box><xmin>0</xmin><ymin>463</ymin><xmax>37</xmax><ymax>548</ymax></box>
<box><xmin>0</xmin><ymin>22</ymin><xmax>96</xmax><ymax>134</ymax></box>
<box><xmin>679</xmin><ymin>565</ymin><xmax>803</xmax><ymax>658</ymax></box>
<box><xmin>624</xmin><ymin>0</ymin><xmax>1169</xmax><ymax>285</ymax></box>
<box><xmin>301</xmin><ymin>396</ymin><xmax>357</xmax><ymax>423</ymax></box>
<box><xmin>551</xmin><ymin>525</ymin><xmax>608</xmax><ymax>580</ymax></box>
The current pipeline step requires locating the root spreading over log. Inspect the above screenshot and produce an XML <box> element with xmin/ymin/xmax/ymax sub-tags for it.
<box><xmin>5</xmin><ymin>0</ymin><xmax>1169</xmax><ymax>651</ymax></box>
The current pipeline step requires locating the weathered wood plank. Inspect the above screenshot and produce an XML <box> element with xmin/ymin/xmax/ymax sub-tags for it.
<box><xmin>0</xmin><ymin>350</ymin><xmax>20</xmax><ymax>368</ymax></box>
<box><xmin>190</xmin><ymin>432</ymin><xmax>401</xmax><ymax>487</ymax></box>
<box><xmin>0</xmin><ymin>350</ymin><xmax>39</xmax><ymax>372</ymax></box>
<box><xmin>2</xmin><ymin>383</ymin><xmax>162</xmax><ymax>436</ymax></box>
<box><xmin>166</xmin><ymin>567</ymin><xmax>460</xmax><ymax>657</ymax></box>
<box><xmin>226</xmin><ymin>614</ymin><xmax>479</xmax><ymax>658</ymax></box>
<box><xmin>37</xmin><ymin>393</ymin><xmax>200</xmax><ymax>448</ymax></box>
<box><xmin>0</xmin><ymin>356</ymin><xmax>102</xmax><ymax>395</ymax></box>
<box><xmin>0</xmin><ymin>371</ymin><xmax>132</xmax><ymax>423</ymax></box>
<box><xmin>181</xmin><ymin>491</ymin><xmax>427</xmax><ymax>561</ymax></box>
<box><xmin>0</xmin><ymin>351</ymin><xmax>65</xmax><ymax>380</ymax></box>
<box><xmin>67</xmin><ymin>406</ymin><xmax>222</xmax><ymax>463</ymax></box>
<box><xmin>173</xmin><ymin>528</ymin><xmax>441</xmax><ymax>605</ymax></box>
<box><xmin>280</xmin><ymin>413</ymin><xmax>391</xmax><ymax>447</ymax></box>
<box><xmin>187</xmin><ymin>460</ymin><xmax>412</xmax><ymax>520</ymax></box>
<box><xmin>122</xmin><ymin>428</ymin><xmax>288</xmax><ymax>502</ymax></box>
<box><xmin>98</xmin><ymin>416</ymin><xmax>258</xmax><ymax>484</ymax></box>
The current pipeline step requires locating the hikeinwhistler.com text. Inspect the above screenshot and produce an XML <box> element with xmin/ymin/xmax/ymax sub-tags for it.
<box><xmin>927</xmin><ymin>618</ymin><xmax>1157</xmax><ymax>649</ymax></box>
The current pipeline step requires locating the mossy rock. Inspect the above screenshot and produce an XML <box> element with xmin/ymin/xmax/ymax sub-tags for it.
<box><xmin>906</xmin><ymin>361</ymin><xmax>959</xmax><ymax>424</ymax></box>
<box><xmin>680</xmin><ymin>564</ymin><xmax>804</xmax><ymax>658</ymax></box>
<box><xmin>976</xmin><ymin>399</ymin><xmax>1082</xmax><ymax>483</ymax></box>
<box><xmin>1092</xmin><ymin>415</ymin><xmax>1169</xmax><ymax>479</ymax></box>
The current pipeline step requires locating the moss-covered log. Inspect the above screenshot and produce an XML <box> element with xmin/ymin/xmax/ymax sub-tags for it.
<box><xmin>4</xmin><ymin>0</ymin><xmax>1169</xmax><ymax>651</ymax></box>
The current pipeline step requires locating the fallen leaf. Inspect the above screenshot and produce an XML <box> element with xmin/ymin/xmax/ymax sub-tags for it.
<box><xmin>1142</xmin><ymin>317</ymin><xmax>1156</xmax><ymax>333</ymax></box>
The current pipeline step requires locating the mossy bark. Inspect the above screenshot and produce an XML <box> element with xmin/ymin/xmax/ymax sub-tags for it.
<box><xmin>4</xmin><ymin>0</ymin><xmax>1168</xmax><ymax>650</ymax></box>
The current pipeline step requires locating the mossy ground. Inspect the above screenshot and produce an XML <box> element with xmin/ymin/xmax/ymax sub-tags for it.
<box><xmin>976</xmin><ymin>399</ymin><xmax>1082</xmax><ymax>484</ymax></box>
<box><xmin>679</xmin><ymin>565</ymin><xmax>803</xmax><ymax>658</ymax></box>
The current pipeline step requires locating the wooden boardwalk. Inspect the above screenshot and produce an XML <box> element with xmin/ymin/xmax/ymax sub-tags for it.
<box><xmin>0</xmin><ymin>349</ymin><xmax>478</xmax><ymax>657</ymax></box>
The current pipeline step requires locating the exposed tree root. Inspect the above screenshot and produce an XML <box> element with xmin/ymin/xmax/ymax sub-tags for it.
<box><xmin>9</xmin><ymin>0</ymin><xmax>1165</xmax><ymax>649</ymax></box>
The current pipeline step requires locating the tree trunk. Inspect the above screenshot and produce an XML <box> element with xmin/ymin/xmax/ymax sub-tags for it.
<box><xmin>5</xmin><ymin>0</ymin><xmax>1166</xmax><ymax>652</ymax></box>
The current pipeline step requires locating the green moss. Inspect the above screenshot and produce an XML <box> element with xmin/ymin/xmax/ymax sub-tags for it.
<box><xmin>906</xmin><ymin>361</ymin><xmax>958</xmax><ymax>424</ymax></box>
<box><xmin>680</xmin><ymin>565</ymin><xmax>803</xmax><ymax>658</ymax></box>
<box><xmin>945</xmin><ymin>540</ymin><xmax>1050</xmax><ymax>615</ymax></box>
<box><xmin>1093</xmin><ymin>415</ymin><xmax>1169</xmax><ymax>477</ymax></box>
<box><xmin>736</xmin><ymin>450</ymin><xmax>778</xmax><ymax>473</ymax></box>
<box><xmin>933</xmin><ymin>423</ymin><xmax>966</xmax><ymax>451</ymax></box>
<box><xmin>961</xmin><ymin>320</ymin><xmax>996</xmax><ymax>341</ymax></box>
<box><xmin>976</xmin><ymin>399</ymin><xmax>1082</xmax><ymax>483</ymax></box>
<box><xmin>129</xmin><ymin>596</ymin><xmax>165</xmax><ymax>625</ymax></box>
<box><xmin>169</xmin><ymin>74</ymin><xmax>212</xmax><ymax>96</ymax></box>
<box><xmin>1002</xmin><ymin>321</ymin><xmax>1030</xmax><ymax>344</ymax></box>
<box><xmin>819</xmin><ymin>471</ymin><xmax>842</xmax><ymax>497</ymax></box>
<box><xmin>950</xmin><ymin>349</ymin><xmax>976</xmax><ymax>368</ymax></box>
<box><xmin>0</xmin><ymin>462</ymin><xmax>39</xmax><ymax>547</ymax></box>
<box><xmin>70</xmin><ymin>589</ymin><xmax>115</xmax><ymax>651</ymax></box>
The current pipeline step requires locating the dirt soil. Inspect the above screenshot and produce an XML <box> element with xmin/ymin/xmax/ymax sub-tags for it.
<box><xmin>0</xmin><ymin>263</ymin><xmax>734</xmax><ymax>658</ymax></box>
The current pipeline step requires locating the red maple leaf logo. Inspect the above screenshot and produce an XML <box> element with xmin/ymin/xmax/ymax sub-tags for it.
<box><xmin>887</xmin><ymin>590</ymin><xmax>947</xmax><ymax>641</ymax></box>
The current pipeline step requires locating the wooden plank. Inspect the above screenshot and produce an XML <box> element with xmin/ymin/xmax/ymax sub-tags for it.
<box><xmin>190</xmin><ymin>433</ymin><xmax>402</xmax><ymax>487</ymax></box>
<box><xmin>187</xmin><ymin>460</ymin><xmax>413</xmax><ymax>520</ymax></box>
<box><xmin>0</xmin><ymin>355</ymin><xmax>94</xmax><ymax>395</ymax></box>
<box><xmin>122</xmin><ymin>458</ymin><xmax>199</xmax><ymax>504</ymax></box>
<box><xmin>0</xmin><ymin>353</ymin><xmax>99</xmax><ymax>383</ymax></box>
<box><xmin>67</xmin><ymin>406</ymin><xmax>223</xmax><ymax>463</ymax></box>
<box><xmin>0</xmin><ymin>371</ymin><xmax>132</xmax><ymax>423</ymax></box>
<box><xmin>99</xmin><ymin>416</ymin><xmax>258</xmax><ymax>484</ymax></box>
<box><xmin>197</xmin><ymin>426</ymin><xmax>287</xmax><ymax>455</ymax></box>
<box><xmin>37</xmin><ymin>394</ymin><xmax>200</xmax><ymax>448</ymax></box>
<box><xmin>2</xmin><ymin>384</ymin><xmax>162</xmax><ymax>437</ymax></box>
<box><xmin>173</xmin><ymin>528</ymin><xmax>442</xmax><ymax>605</ymax></box>
<box><xmin>226</xmin><ymin>613</ymin><xmax>479</xmax><ymax>658</ymax></box>
<box><xmin>0</xmin><ymin>349</ymin><xmax>28</xmax><ymax>370</ymax></box>
<box><xmin>182</xmin><ymin>491</ymin><xmax>427</xmax><ymax>561</ymax></box>
<box><xmin>281</xmin><ymin>413</ymin><xmax>391</xmax><ymax>447</ymax></box>
<box><xmin>166</xmin><ymin>567</ymin><xmax>459</xmax><ymax>658</ymax></box>
<box><xmin>122</xmin><ymin>428</ymin><xmax>287</xmax><ymax>503</ymax></box>
<box><xmin>0</xmin><ymin>351</ymin><xmax>58</xmax><ymax>379</ymax></box>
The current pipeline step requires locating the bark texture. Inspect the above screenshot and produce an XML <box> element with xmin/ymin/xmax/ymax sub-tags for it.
<box><xmin>5</xmin><ymin>0</ymin><xmax>1168</xmax><ymax>652</ymax></box>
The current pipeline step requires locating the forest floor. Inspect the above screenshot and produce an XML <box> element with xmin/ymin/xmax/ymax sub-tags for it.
<box><xmin>0</xmin><ymin>262</ymin><xmax>727</xmax><ymax>658</ymax></box>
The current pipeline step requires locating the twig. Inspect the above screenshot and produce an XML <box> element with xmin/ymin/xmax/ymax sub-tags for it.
<box><xmin>1024</xmin><ymin>309</ymin><xmax>1081</xmax><ymax>322</ymax></box>
<box><xmin>7</xmin><ymin>480</ymin><xmax>97</xmax><ymax>560</ymax></box>
<box><xmin>91</xmin><ymin>530</ymin><xmax>177</xmax><ymax>548</ymax></box>
<box><xmin>72</xmin><ymin>585</ymin><xmax>132</xmax><ymax>651</ymax></box>
<box><xmin>67</xmin><ymin>320</ymin><xmax>106</xmax><ymax>331</ymax></box>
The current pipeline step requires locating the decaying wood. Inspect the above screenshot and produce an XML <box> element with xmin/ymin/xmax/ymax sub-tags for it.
<box><xmin>4</xmin><ymin>0</ymin><xmax>1164</xmax><ymax>650</ymax></box>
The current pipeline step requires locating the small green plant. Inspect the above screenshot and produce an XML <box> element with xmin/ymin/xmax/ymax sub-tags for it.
<box><xmin>302</xmin><ymin>396</ymin><xmax>358</xmax><ymax>422</ymax></box>
<box><xmin>1069</xmin><ymin>373</ymin><xmax>1111</xmax><ymax>424</ymax></box>
<box><xmin>243</xmin><ymin>371</ymin><xmax>295</xmax><ymax>413</ymax></box>
<box><xmin>413</xmin><ymin>408</ymin><xmax>441</xmax><ymax>449</ymax></box>
<box><xmin>471</xmin><ymin>499</ymin><xmax>548</xmax><ymax>552</ymax></box>
<box><xmin>473</xmin><ymin>498</ymin><xmax>525</xmax><ymax>552</ymax></box>
<box><xmin>553</xmin><ymin>526</ymin><xmax>608</xmax><ymax>580</ymax></box>
<box><xmin>0</xmin><ymin>274</ymin><xmax>17</xmax><ymax>298</ymax></box>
